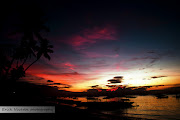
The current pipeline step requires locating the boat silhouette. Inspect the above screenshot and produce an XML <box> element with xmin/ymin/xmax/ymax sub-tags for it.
<box><xmin>156</xmin><ymin>94</ymin><xmax>168</xmax><ymax>99</ymax></box>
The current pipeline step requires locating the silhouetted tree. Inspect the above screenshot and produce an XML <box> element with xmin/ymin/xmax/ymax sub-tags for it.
<box><xmin>0</xmin><ymin>4</ymin><xmax>53</xmax><ymax>92</ymax></box>
<box><xmin>0</xmin><ymin>51</ymin><xmax>10</xmax><ymax>80</ymax></box>
<box><xmin>25</xmin><ymin>39</ymin><xmax>53</xmax><ymax>71</ymax></box>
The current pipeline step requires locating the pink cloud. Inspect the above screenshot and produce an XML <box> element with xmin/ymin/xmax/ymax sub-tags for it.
<box><xmin>68</xmin><ymin>35</ymin><xmax>96</xmax><ymax>49</ymax></box>
<box><xmin>49</xmin><ymin>62</ymin><xmax>77</xmax><ymax>71</ymax></box>
<box><xmin>63</xmin><ymin>62</ymin><xmax>76</xmax><ymax>70</ymax></box>
<box><xmin>33</xmin><ymin>72</ymin><xmax>95</xmax><ymax>85</ymax></box>
<box><xmin>114</xmin><ymin>61</ymin><xmax>129</xmax><ymax>71</ymax></box>
<box><xmin>24</xmin><ymin>61</ymin><xmax>77</xmax><ymax>75</ymax></box>
<box><xmin>83</xmin><ymin>26</ymin><xmax>116</xmax><ymax>40</ymax></box>
<box><xmin>65</xmin><ymin>25</ymin><xmax>117</xmax><ymax>50</ymax></box>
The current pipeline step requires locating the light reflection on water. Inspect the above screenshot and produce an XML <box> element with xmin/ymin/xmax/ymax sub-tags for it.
<box><xmin>124</xmin><ymin>95</ymin><xmax>180</xmax><ymax>120</ymax></box>
<box><xmin>58</xmin><ymin>95</ymin><xmax>180</xmax><ymax>120</ymax></box>
<box><xmin>58</xmin><ymin>96</ymin><xmax>124</xmax><ymax>102</ymax></box>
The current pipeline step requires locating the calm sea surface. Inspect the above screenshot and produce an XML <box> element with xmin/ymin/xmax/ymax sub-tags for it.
<box><xmin>123</xmin><ymin>95</ymin><xmax>180</xmax><ymax>120</ymax></box>
<box><xmin>59</xmin><ymin>95</ymin><xmax>180</xmax><ymax>120</ymax></box>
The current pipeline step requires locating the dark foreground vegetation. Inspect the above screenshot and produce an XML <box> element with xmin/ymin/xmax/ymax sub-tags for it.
<box><xmin>0</xmin><ymin>82</ymin><xmax>161</xmax><ymax>120</ymax></box>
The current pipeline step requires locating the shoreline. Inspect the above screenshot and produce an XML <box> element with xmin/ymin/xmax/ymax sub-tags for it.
<box><xmin>54</xmin><ymin>102</ymin><xmax>156</xmax><ymax>120</ymax></box>
<box><xmin>0</xmin><ymin>82</ymin><xmax>178</xmax><ymax>120</ymax></box>
<box><xmin>0</xmin><ymin>100</ymin><xmax>155</xmax><ymax>120</ymax></box>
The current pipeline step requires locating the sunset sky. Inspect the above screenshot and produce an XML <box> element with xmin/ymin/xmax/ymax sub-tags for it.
<box><xmin>2</xmin><ymin>0</ymin><xmax>179</xmax><ymax>91</ymax></box>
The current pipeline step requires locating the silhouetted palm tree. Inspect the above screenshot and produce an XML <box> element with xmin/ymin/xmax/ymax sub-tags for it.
<box><xmin>25</xmin><ymin>39</ymin><xmax>53</xmax><ymax>71</ymax></box>
<box><xmin>4</xmin><ymin>4</ymin><xmax>53</xmax><ymax>81</ymax></box>
<box><xmin>0</xmin><ymin>52</ymin><xmax>10</xmax><ymax>80</ymax></box>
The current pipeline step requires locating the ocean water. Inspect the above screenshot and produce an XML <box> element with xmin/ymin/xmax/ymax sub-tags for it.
<box><xmin>59</xmin><ymin>95</ymin><xmax>180</xmax><ymax>120</ymax></box>
<box><xmin>99</xmin><ymin>95</ymin><xmax>180</xmax><ymax>120</ymax></box>
<box><xmin>123</xmin><ymin>95</ymin><xmax>180</xmax><ymax>120</ymax></box>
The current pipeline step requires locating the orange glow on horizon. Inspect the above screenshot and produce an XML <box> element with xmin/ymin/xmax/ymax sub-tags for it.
<box><xmin>23</xmin><ymin>65</ymin><xmax>180</xmax><ymax>92</ymax></box>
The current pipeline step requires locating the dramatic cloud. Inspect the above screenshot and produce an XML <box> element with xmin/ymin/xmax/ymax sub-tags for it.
<box><xmin>108</xmin><ymin>76</ymin><xmax>123</xmax><ymax>84</ymax></box>
<box><xmin>41</xmin><ymin>72</ymin><xmax>82</xmax><ymax>76</ymax></box>
<box><xmin>151</xmin><ymin>76</ymin><xmax>167</xmax><ymax>79</ymax></box>
<box><xmin>106</xmin><ymin>85</ymin><xmax>117</xmax><ymax>88</ymax></box>
<box><xmin>128</xmin><ymin>50</ymin><xmax>175</xmax><ymax>69</ymax></box>
<box><xmin>61</xmin><ymin>85</ymin><xmax>72</xmax><ymax>88</ymax></box>
<box><xmin>19</xmin><ymin>74</ymin><xmax>45</xmax><ymax>81</ymax></box>
<box><xmin>81</xmin><ymin>51</ymin><xmax>119</xmax><ymax>58</ymax></box>
<box><xmin>34</xmin><ymin>72</ymin><xmax>91</xmax><ymax>85</ymax></box>
<box><xmin>91</xmin><ymin>85</ymin><xmax>99</xmax><ymax>89</ymax></box>
<box><xmin>63</xmin><ymin>62</ymin><xmax>76</xmax><ymax>70</ymax></box>
<box><xmin>108</xmin><ymin>79</ymin><xmax>121</xmax><ymax>84</ymax></box>
<box><xmin>64</xmin><ymin>25</ymin><xmax>117</xmax><ymax>50</ymax></box>
<box><xmin>129</xmin><ymin>56</ymin><xmax>160</xmax><ymax>64</ymax></box>
<box><xmin>53</xmin><ymin>83</ymin><xmax>62</xmax><ymax>85</ymax></box>
<box><xmin>43</xmin><ymin>62</ymin><xmax>78</xmax><ymax>73</ymax></box>
<box><xmin>47</xmin><ymin>80</ymin><xmax>53</xmax><ymax>82</ymax></box>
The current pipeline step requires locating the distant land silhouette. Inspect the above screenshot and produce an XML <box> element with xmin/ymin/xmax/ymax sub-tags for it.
<box><xmin>4</xmin><ymin>82</ymin><xmax>179</xmax><ymax>99</ymax></box>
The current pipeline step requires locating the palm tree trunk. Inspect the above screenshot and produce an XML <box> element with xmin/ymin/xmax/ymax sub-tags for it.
<box><xmin>25</xmin><ymin>58</ymin><xmax>39</xmax><ymax>71</ymax></box>
<box><xmin>34</xmin><ymin>32</ymin><xmax>43</xmax><ymax>41</ymax></box>
<box><xmin>22</xmin><ymin>56</ymin><xmax>28</xmax><ymax>66</ymax></box>
<box><xmin>5</xmin><ymin>57</ymin><xmax>15</xmax><ymax>77</ymax></box>
<box><xmin>16</xmin><ymin>60</ymin><xmax>19</xmax><ymax>68</ymax></box>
